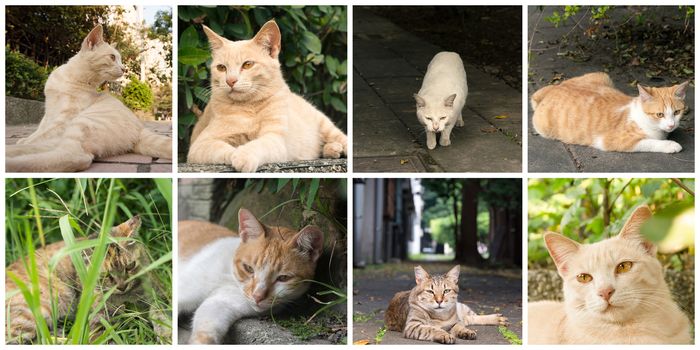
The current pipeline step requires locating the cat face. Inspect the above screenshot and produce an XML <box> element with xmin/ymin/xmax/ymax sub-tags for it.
<box><xmin>414</xmin><ymin>93</ymin><xmax>457</xmax><ymax>132</ymax></box>
<box><xmin>413</xmin><ymin>265</ymin><xmax>460</xmax><ymax>313</ymax></box>
<box><xmin>545</xmin><ymin>206</ymin><xmax>665</xmax><ymax>323</ymax></box>
<box><xmin>232</xmin><ymin>208</ymin><xmax>323</xmax><ymax>311</ymax></box>
<box><xmin>100</xmin><ymin>215</ymin><xmax>144</xmax><ymax>295</ymax></box>
<box><xmin>203</xmin><ymin>20</ymin><xmax>283</xmax><ymax>102</ymax></box>
<box><xmin>638</xmin><ymin>82</ymin><xmax>688</xmax><ymax>133</ymax></box>
<box><xmin>78</xmin><ymin>25</ymin><xmax>126</xmax><ymax>83</ymax></box>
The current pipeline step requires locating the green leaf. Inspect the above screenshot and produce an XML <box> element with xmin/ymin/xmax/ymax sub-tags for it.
<box><xmin>185</xmin><ymin>85</ymin><xmax>193</xmax><ymax>109</ymax></box>
<box><xmin>225</xmin><ymin>23</ymin><xmax>248</xmax><ymax>38</ymax></box>
<box><xmin>178</xmin><ymin>47</ymin><xmax>210</xmax><ymax>66</ymax></box>
<box><xmin>330</xmin><ymin>97</ymin><xmax>347</xmax><ymax>113</ymax></box>
<box><xmin>301</xmin><ymin>31</ymin><xmax>322</xmax><ymax>53</ymax></box>
<box><xmin>306</xmin><ymin>179</ymin><xmax>320</xmax><ymax>208</ymax></box>
<box><xmin>179</xmin><ymin>25</ymin><xmax>200</xmax><ymax>49</ymax></box>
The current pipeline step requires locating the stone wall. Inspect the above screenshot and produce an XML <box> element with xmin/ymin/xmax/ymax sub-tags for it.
<box><xmin>179</xmin><ymin>158</ymin><xmax>347</xmax><ymax>173</ymax></box>
<box><xmin>178</xmin><ymin>179</ymin><xmax>215</xmax><ymax>221</ymax></box>
<box><xmin>6</xmin><ymin>96</ymin><xmax>44</xmax><ymax>125</ymax></box>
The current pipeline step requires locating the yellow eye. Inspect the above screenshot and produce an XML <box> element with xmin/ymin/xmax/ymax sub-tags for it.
<box><xmin>216</xmin><ymin>64</ymin><xmax>227</xmax><ymax>72</ymax></box>
<box><xmin>615</xmin><ymin>261</ymin><xmax>633</xmax><ymax>274</ymax></box>
<box><xmin>242</xmin><ymin>61</ymin><xmax>254</xmax><ymax>69</ymax></box>
<box><xmin>109</xmin><ymin>54</ymin><xmax>116</xmax><ymax>61</ymax></box>
<box><xmin>576</xmin><ymin>273</ymin><xmax>592</xmax><ymax>283</ymax></box>
<box><xmin>656</xmin><ymin>112</ymin><xmax>664</xmax><ymax>118</ymax></box>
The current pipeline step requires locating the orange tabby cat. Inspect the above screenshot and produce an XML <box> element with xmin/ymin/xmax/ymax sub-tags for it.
<box><xmin>531</xmin><ymin>72</ymin><xmax>688</xmax><ymax>153</ymax></box>
<box><xmin>187</xmin><ymin>20</ymin><xmax>347</xmax><ymax>172</ymax></box>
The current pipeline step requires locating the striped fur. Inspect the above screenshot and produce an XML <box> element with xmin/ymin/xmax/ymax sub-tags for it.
<box><xmin>385</xmin><ymin>265</ymin><xmax>507</xmax><ymax>344</ymax></box>
<box><xmin>186</xmin><ymin>20</ymin><xmax>347</xmax><ymax>172</ymax></box>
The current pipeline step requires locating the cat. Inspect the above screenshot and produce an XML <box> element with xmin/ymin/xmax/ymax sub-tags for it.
<box><xmin>384</xmin><ymin>265</ymin><xmax>507</xmax><ymax>344</ymax></box>
<box><xmin>186</xmin><ymin>20</ymin><xmax>348</xmax><ymax>172</ymax></box>
<box><xmin>528</xmin><ymin>205</ymin><xmax>692</xmax><ymax>344</ymax></box>
<box><xmin>5</xmin><ymin>25</ymin><xmax>172</xmax><ymax>172</ymax></box>
<box><xmin>414</xmin><ymin>52</ymin><xmax>468</xmax><ymax>150</ymax></box>
<box><xmin>531</xmin><ymin>72</ymin><xmax>689</xmax><ymax>153</ymax></box>
<box><xmin>5</xmin><ymin>216</ymin><xmax>171</xmax><ymax>344</ymax></box>
<box><xmin>178</xmin><ymin>208</ymin><xmax>324</xmax><ymax>344</ymax></box>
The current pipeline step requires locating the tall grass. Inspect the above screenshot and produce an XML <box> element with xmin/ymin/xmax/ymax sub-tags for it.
<box><xmin>5</xmin><ymin>178</ymin><xmax>172</xmax><ymax>344</ymax></box>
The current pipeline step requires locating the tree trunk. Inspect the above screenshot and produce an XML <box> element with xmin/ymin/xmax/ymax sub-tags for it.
<box><xmin>456</xmin><ymin>179</ymin><xmax>481</xmax><ymax>266</ymax></box>
<box><xmin>488</xmin><ymin>206</ymin><xmax>522</xmax><ymax>266</ymax></box>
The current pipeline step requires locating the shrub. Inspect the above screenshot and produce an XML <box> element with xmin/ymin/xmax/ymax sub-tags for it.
<box><xmin>5</xmin><ymin>47</ymin><xmax>48</xmax><ymax>101</ymax></box>
<box><xmin>122</xmin><ymin>77</ymin><xmax>154</xmax><ymax>111</ymax></box>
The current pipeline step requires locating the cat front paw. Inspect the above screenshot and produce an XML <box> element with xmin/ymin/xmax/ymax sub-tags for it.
<box><xmin>230</xmin><ymin>149</ymin><xmax>260</xmax><ymax>172</ymax></box>
<box><xmin>495</xmin><ymin>314</ymin><xmax>509</xmax><ymax>326</ymax></box>
<box><xmin>439</xmin><ymin>137</ymin><xmax>451</xmax><ymax>147</ymax></box>
<box><xmin>434</xmin><ymin>330</ymin><xmax>456</xmax><ymax>344</ymax></box>
<box><xmin>426</xmin><ymin>137</ymin><xmax>437</xmax><ymax>150</ymax></box>
<box><xmin>660</xmin><ymin>140</ymin><xmax>682</xmax><ymax>153</ymax></box>
<box><xmin>455</xmin><ymin>327</ymin><xmax>477</xmax><ymax>340</ymax></box>
<box><xmin>189</xmin><ymin>331</ymin><xmax>218</xmax><ymax>344</ymax></box>
<box><xmin>323</xmin><ymin>142</ymin><xmax>344</xmax><ymax>158</ymax></box>
<box><xmin>457</xmin><ymin>117</ymin><xmax>465</xmax><ymax>127</ymax></box>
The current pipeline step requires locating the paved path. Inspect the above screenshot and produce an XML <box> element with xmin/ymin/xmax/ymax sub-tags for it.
<box><xmin>353</xmin><ymin>263</ymin><xmax>522</xmax><ymax>345</ymax></box>
<box><xmin>6</xmin><ymin>121</ymin><xmax>172</xmax><ymax>173</ymax></box>
<box><xmin>353</xmin><ymin>8</ymin><xmax>522</xmax><ymax>173</ymax></box>
<box><xmin>179</xmin><ymin>158</ymin><xmax>347</xmax><ymax>173</ymax></box>
<box><xmin>528</xmin><ymin>6</ymin><xmax>694</xmax><ymax>172</ymax></box>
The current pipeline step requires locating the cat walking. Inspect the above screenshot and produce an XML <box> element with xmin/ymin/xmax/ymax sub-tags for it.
<box><xmin>6</xmin><ymin>25</ymin><xmax>172</xmax><ymax>172</ymax></box>
<box><xmin>187</xmin><ymin>20</ymin><xmax>347</xmax><ymax>172</ymax></box>
<box><xmin>528</xmin><ymin>205</ymin><xmax>692</xmax><ymax>344</ymax></box>
<box><xmin>414</xmin><ymin>52</ymin><xmax>468</xmax><ymax>150</ymax></box>
<box><xmin>178</xmin><ymin>208</ymin><xmax>324</xmax><ymax>344</ymax></box>
<box><xmin>531</xmin><ymin>72</ymin><xmax>689</xmax><ymax>153</ymax></box>
<box><xmin>384</xmin><ymin>265</ymin><xmax>506</xmax><ymax>344</ymax></box>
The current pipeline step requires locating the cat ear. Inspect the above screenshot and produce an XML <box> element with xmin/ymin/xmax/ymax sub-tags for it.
<box><xmin>253</xmin><ymin>20</ymin><xmax>282</xmax><ymax>58</ymax></box>
<box><xmin>544</xmin><ymin>232</ymin><xmax>580</xmax><ymax>275</ymax></box>
<box><xmin>444</xmin><ymin>94</ymin><xmax>457</xmax><ymax>107</ymax></box>
<box><xmin>202</xmin><ymin>25</ymin><xmax>226</xmax><ymax>50</ymax></box>
<box><xmin>238</xmin><ymin>208</ymin><xmax>265</xmax><ymax>243</ymax></box>
<box><xmin>291</xmin><ymin>226</ymin><xmax>324</xmax><ymax>262</ymax></box>
<box><xmin>445</xmin><ymin>265</ymin><xmax>460</xmax><ymax>284</ymax></box>
<box><xmin>414</xmin><ymin>265</ymin><xmax>429</xmax><ymax>285</ymax></box>
<box><xmin>637</xmin><ymin>84</ymin><xmax>653</xmax><ymax>103</ymax></box>
<box><xmin>82</xmin><ymin>25</ymin><xmax>105</xmax><ymax>51</ymax></box>
<box><xmin>413</xmin><ymin>94</ymin><xmax>426</xmax><ymax>108</ymax></box>
<box><xmin>674</xmin><ymin>81</ymin><xmax>690</xmax><ymax>100</ymax></box>
<box><xmin>112</xmin><ymin>215</ymin><xmax>141</xmax><ymax>246</ymax></box>
<box><xmin>617</xmin><ymin>205</ymin><xmax>656</xmax><ymax>255</ymax></box>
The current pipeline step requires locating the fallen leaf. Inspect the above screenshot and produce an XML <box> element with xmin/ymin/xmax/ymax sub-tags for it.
<box><xmin>494</xmin><ymin>115</ymin><xmax>509</xmax><ymax>120</ymax></box>
<box><xmin>400</xmin><ymin>159</ymin><xmax>409</xmax><ymax>165</ymax></box>
<box><xmin>354</xmin><ymin>339</ymin><xmax>370</xmax><ymax>345</ymax></box>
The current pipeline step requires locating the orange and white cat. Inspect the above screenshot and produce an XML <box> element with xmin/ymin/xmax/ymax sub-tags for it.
<box><xmin>5</xmin><ymin>25</ymin><xmax>172</xmax><ymax>172</ymax></box>
<box><xmin>531</xmin><ymin>72</ymin><xmax>689</xmax><ymax>153</ymax></box>
<box><xmin>187</xmin><ymin>20</ymin><xmax>347</xmax><ymax>172</ymax></box>
<box><xmin>178</xmin><ymin>208</ymin><xmax>324</xmax><ymax>344</ymax></box>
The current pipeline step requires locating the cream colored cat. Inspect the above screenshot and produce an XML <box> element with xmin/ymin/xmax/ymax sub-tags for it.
<box><xmin>187</xmin><ymin>20</ymin><xmax>347</xmax><ymax>172</ymax></box>
<box><xmin>528</xmin><ymin>205</ymin><xmax>692</xmax><ymax>344</ymax></box>
<box><xmin>178</xmin><ymin>208</ymin><xmax>324</xmax><ymax>344</ymax></box>
<box><xmin>5</xmin><ymin>25</ymin><xmax>172</xmax><ymax>172</ymax></box>
<box><xmin>531</xmin><ymin>72</ymin><xmax>688</xmax><ymax>153</ymax></box>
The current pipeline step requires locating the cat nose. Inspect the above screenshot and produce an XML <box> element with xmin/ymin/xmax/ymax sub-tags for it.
<box><xmin>598</xmin><ymin>287</ymin><xmax>615</xmax><ymax>302</ymax></box>
<box><xmin>253</xmin><ymin>288</ymin><xmax>268</xmax><ymax>304</ymax></box>
<box><xmin>226</xmin><ymin>77</ymin><xmax>238</xmax><ymax>88</ymax></box>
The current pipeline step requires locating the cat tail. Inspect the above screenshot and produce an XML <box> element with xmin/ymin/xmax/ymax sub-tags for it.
<box><xmin>318</xmin><ymin>116</ymin><xmax>347</xmax><ymax>158</ymax></box>
<box><xmin>134</xmin><ymin>128</ymin><xmax>172</xmax><ymax>159</ymax></box>
<box><xmin>530</xmin><ymin>85</ymin><xmax>554</xmax><ymax>110</ymax></box>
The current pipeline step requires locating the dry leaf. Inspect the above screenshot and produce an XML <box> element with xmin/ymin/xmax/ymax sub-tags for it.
<box><xmin>354</xmin><ymin>339</ymin><xmax>371</xmax><ymax>345</ymax></box>
<box><xmin>494</xmin><ymin>115</ymin><xmax>508</xmax><ymax>119</ymax></box>
<box><xmin>400</xmin><ymin>159</ymin><xmax>409</xmax><ymax>165</ymax></box>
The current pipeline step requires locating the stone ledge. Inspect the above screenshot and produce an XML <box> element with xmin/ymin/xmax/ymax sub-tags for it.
<box><xmin>6</xmin><ymin>96</ymin><xmax>45</xmax><ymax>125</ymax></box>
<box><xmin>179</xmin><ymin>158</ymin><xmax>347</xmax><ymax>173</ymax></box>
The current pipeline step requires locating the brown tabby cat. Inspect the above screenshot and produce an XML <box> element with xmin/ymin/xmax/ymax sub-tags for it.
<box><xmin>385</xmin><ymin>265</ymin><xmax>507</xmax><ymax>344</ymax></box>
<box><xmin>5</xmin><ymin>216</ymin><xmax>170</xmax><ymax>344</ymax></box>
<box><xmin>531</xmin><ymin>72</ymin><xmax>689</xmax><ymax>153</ymax></box>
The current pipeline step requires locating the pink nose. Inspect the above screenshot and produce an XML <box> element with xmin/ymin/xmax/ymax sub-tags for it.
<box><xmin>227</xmin><ymin>77</ymin><xmax>238</xmax><ymax>88</ymax></box>
<box><xmin>253</xmin><ymin>289</ymin><xmax>267</xmax><ymax>304</ymax></box>
<box><xmin>598</xmin><ymin>287</ymin><xmax>615</xmax><ymax>301</ymax></box>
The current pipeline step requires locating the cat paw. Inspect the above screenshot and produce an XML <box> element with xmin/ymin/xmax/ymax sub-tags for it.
<box><xmin>439</xmin><ymin>137</ymin><xmax>451</xmax><ymax>147</ymax></box>
<box><xmin>230</xmin><ymin>149</ymin><xmax>260</xmax><ymax>172</ymax></box>
<box><xmin>456</xmin><ymin>327</ymin><xmax>477</xmax><ymax>340</ymax></box>
<box><xmin>457</xmin><ymin>118</ymin><xmax>465</xmax><ymax>127</ymax></box>
<box><xmin>660</xmin><ymin>140</ymin><xmax>682</xmax><ymax>153</ymax></box>
<box><xmin>427</xmin><ymin>138</ymin><xmax>437</xmax><ymax>150</ymax></box>
<box><xmin>495</xmin><ymin>314</ymin><xmax>509</xmax><ymax>326</ymax></box>
<box><xmin>434</xmin><ymin>331</ymin><xmax>456</xmax><ymax>344</ymax></box>
<box><xmin>323</xmin><ymin>142</ymin><xmax>344</xmax><ymax>158</ymax></box>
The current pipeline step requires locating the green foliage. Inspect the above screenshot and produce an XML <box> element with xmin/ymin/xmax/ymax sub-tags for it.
<box><xmin>374</xmin><ymin>326</ymin><xmax>387</xmax><ymax>344</ymax></box>
<box><xmin>5</xmin><ymin>48</ymin><xmax>48</xmax><ymax>100</ymax></box>
<box><xmin>6</xmin><ymin>178</ymin><xmax>172</xmax><ymax>344</ymax></box>
<box><xmin>528</xmin><ymin>178</ymin><xmax>694</xmax><ymax>269</ymax></box>
<box><xmin>121</xmin><ymin>77</ymin><xmax>154</xmax><ymax>111</ymax></box>
<box><xmin>546</xmin><ymin>5</ymin><xmax>581</xmax><ymax>27</ymax></box>
<box><xmin>177</xmin><ymin>6</ymin><xmax>347</xmax><ymax>157</ymax></box>
<box><xmin>498</xmin><ymin>325</ymin><xmax>522</xmax><ymax>345</ymax></box>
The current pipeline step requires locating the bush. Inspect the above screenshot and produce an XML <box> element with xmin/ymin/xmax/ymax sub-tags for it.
<box><xmin>5</xmin><ymin>47</ymin><xmax>48</xmax><ymax>101</ymax></box>
<box><xmin>177</xmin><ymin>6</ymin><xmax>347</xmax><ymax>159</ymax></box>
<box><xmin>122</xmin><ymin>77</ymin><xmax>154</xmax><ymax>111</ymax></box>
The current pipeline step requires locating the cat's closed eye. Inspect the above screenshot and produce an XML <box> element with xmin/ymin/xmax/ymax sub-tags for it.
<box><xmin>242</xmin><ymin>263</ymin><xmax>254</xmax><ymax>274</ymax></box>
<box><xmin>276</xmin><ymin>275</ymin><xmax>292</xmax><ymax>282</ymax></box>
<box><xmin>440</xmin><ymin>117</ymin><xmax>446</xmax><ymax>120</ymax></box>
<box><xmin>242</xmin><ymin>61</ymin><xmax>255</xmax><ymax>69</ymax></box>
<box><xmin>216</xmin><ymin>64</ymin><xmax>227</xmax><ymax>72</ymax></box>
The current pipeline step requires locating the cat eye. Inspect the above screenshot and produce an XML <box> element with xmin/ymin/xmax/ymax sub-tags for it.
<box><xmin>242</xmin><ymin>263</ymin><xmax>254</xmax><ymax>274</ymax></box>
<box><xmin>276</xmin><ymin>275</ymin><xmax>292</xmax><ymax>282</ymax></box>
<box><xmin>576</xmin><ymin>273</ymin><xmax>592</xmax><ymax>283</ymax></box>
<box><xmin>655</xmin><ymin>112</ymin><xmax>664</xmax><ymax>118</ymax></box>
<box><xmin>109</xmin><ymin>54</ymin><xmax>116</xmax><ymax>61</ymax></box>
<box><xmin>126</xmin><ymin>261</ymin><xmax>136</xmax><ymax>270</ymax></box>
<box><xmin>426</xmin><ymin>290</ymin><xmax>434</xmax><ymax>294</ymax></box>
<box><xmin>615</xmin><ymin>261</ymin><xmax>633</xmax><ymax>274</ymax></box>
<box><xmin>440</xmin><ymin>117</ymin><xmax>447</xmax><ymax>120</ymax></box>
<box><xmin>216</xmin><ymin>64</ymin><xmax>227</xmax><ymax>72</ymax></box>
<box><xmin>242</xmin><ymin>61</ymin><xmax>255</xmax><ymax>69</ymax></box>
<box><xmin>674</xmin><ymin>109</ymin><xmax>682</xmax><ymax>116</ymax></box>
<box><xmin>444</xmin><ymin>289</ymin><xmax>451</xmax><ymax>294</ymax></box>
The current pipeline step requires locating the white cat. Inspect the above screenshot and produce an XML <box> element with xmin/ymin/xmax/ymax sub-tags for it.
<box><xmin>6</xmin><ymin>25</ymin><xmax>172</xmax><ymax>172</ymax></box>
<box><xmin>414</xmin><ymin>52</ymin><xmax>468</xmax><ymax>150</ymax></box>
<box><xmin>529</xmin><ymin>205</ymin><xmax>692</xmax><ymax>344</ymax></box>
